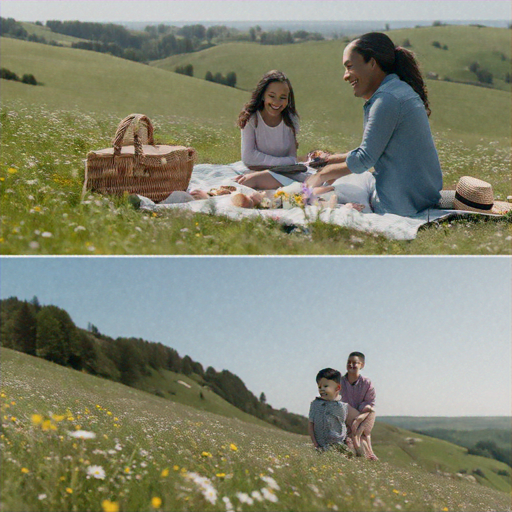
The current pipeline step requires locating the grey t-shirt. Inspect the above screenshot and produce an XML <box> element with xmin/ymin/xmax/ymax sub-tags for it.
<box><xmin>309</xmin><ymin>397</ymin><xmax>348</xmax><ymax>447</ymax></box>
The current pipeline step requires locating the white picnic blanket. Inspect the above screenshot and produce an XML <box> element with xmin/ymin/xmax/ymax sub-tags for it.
<box><xmin>138</xmin><ymin>162</ymin><xmax>465</xmax><ymax>241</ymax></box>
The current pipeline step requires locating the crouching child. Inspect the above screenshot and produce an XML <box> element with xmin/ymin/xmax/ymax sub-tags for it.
<box><xmin>308</xmin><ymin>368</ymin><xmax>368</xmax><ymax>456</ymax></box>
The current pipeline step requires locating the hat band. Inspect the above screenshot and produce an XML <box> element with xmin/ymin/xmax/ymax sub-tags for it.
<box><xmin>455</xmin><ymin>191</ymin><xmax>493</xmax><ymax>211</ymax></box>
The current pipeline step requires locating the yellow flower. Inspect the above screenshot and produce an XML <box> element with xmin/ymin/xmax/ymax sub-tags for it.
<box><xmin>161</xmin><ymin>468</ymin><xmax>169</xmax><ymax>477</ymax></box>
<box><xmin>32</xmin><ymin>414</ymin><xmax>43</xmax><ymax>425</ymax></box>
<box><xmin>52</xmin><ymin>414</ymin><xmax>65</xmax><ymax>422</ymax></box>
<box><xmin>173</xmin><ymin>465</ymin><xmax>180</xmax><ymax>471</ymax></box>
<box><xmin>392</xmin><ymin>489</ymin><xmax>399</xmax><ymax>494</ymax></box>
<box><xmin>229</xmin><ymin>443</ymin><xmax>238</xmax><ymax>451</ymax></box>
<box><xmin>442</xmin><ymin>509</ymin><xmax>449</xmax><ymax>512</ymax></box>
<box><xmin>33</xmin><ymin>206</ymin><xmax>41</xmax><ymax>212</ymax></box>
<box><xmin>8</xmin><ymin>168</ymin><xmax>17</xmax><ymax>174</ymax></box>
<box><xmin>21</xmin><ymin>467</ymin><xmax>29</xmax><ymax>474</ymax></box>
<box><xmin>124</xmin><ymin>467</ymin><xmax>130</xmax><ymax>473</ymax></box>
<box><xmin>151</xmin><ymin>497</ymin><xmax>162</xmax><ymax>508</ymax></box>
<box><xmin>66</xmin><ymin>488</ymin><xmax>73</xmax><ymax>494</ymax></box>
<box><xmin>216</xmin><ymin>473</ymin><xmax>226</xmax><ymax>478</ymax></box>
<box><xmin>102</xmin><ymin>500</ymin><xmax>119</xmax><ymax>512</ymax></box>
<box><xmin>201</xmin><ymin>451</ymin><xmax>212</xmax><ymax>458</ymax></box>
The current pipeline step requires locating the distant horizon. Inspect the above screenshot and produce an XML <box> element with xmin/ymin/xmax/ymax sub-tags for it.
<box><xmin>1</xmin><ymin>257</ymin><xmax>510</xmax><ymax>418</ymax></box>
<box><xmin>2</xmin><ymin>0</ymin><xmax>510</xmax><ymax>24</ymax></box>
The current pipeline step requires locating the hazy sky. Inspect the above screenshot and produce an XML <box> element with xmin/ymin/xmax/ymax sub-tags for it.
<box><xmin>1</xmin><ymin>0</ymin><xmax>510</xmax><ymax>22</ymax></box>
<box><xmin>1</xmin><ymin>256</ymin><xmax>510</xmax><ymax>418</ymax></box>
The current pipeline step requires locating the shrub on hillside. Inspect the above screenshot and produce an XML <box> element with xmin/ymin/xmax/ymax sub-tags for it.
<box><xmin>1</xmin><ymin>68</ymin><xmax>39</xmax><ymax>85</ymax></box>
<box><xmin>175</xmin><ymin>64</ymin><xmax>194</xmax><ymax>77</ymax></box>
<box><xmin>1</xmin><ymin>68</ymin><xmax>20</xmax><ymax>81</ymax></box>
<box><xmin>21</xmin><ymin>74</ymin><xmax>38</xmax><ymax>85</ymax></box>
<box><xmin>204</xmin><ymin>70</ymin><xmax>237</xmax><ymax>87</ymax></box>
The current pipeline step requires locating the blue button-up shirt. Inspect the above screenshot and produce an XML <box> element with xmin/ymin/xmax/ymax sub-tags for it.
<box><xmin>346</xmin><ymin>74</ymin><xmax>442</xmax><ymax>216</ymax></box>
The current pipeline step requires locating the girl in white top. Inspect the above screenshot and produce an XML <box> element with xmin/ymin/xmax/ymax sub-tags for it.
<box><xmin>234</xmin><ymin>70</ymin><xmax>301</xmax><ymax>189</ymax></box>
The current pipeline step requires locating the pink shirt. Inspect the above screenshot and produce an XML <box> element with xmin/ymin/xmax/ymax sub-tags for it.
<box><xmin>340</xmin><ymin>374</ymin><xmax>376</xmax><ymax>412</ymax></box>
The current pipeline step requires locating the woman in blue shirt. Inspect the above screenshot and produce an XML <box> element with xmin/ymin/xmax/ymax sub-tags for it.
<box><xmin>306</xmin><ymin>32</ymin><xmax>442</xmax><ymax>216</ymax></box>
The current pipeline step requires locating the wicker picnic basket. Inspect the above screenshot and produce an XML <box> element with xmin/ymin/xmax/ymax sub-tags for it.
<box><xmin>83</xmin><ymin>114</ymin><xmax>196</xmax><ymax>202</ymax></box>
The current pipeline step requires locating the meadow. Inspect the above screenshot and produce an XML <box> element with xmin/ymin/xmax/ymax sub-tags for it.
<box><xmin>2</xmin><ymin>347</ymin><xmax>511</xmax><ymax>512</ymax></box>
<box><xmin>1</xmin><ymin>26</ymin><xmax>511</xmax><ymax>255</ymax></box>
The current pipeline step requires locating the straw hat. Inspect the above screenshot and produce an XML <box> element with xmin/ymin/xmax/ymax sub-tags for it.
<box><xmin>453</xmin><ymin>176</ymin><xmax>512</xmax><ymax>215</ymax></box>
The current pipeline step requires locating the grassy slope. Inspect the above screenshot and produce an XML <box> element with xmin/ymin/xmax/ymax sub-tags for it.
<box><xmin>133</xmin><ymin>367</ymin><xmax>273</xmax><ymax>429</ymax></box>
<box><xmin>150</xmin><ymin>27</ymin><xmax>511</xmax><ymax>145</ymax></box>
<box><xmin>0</xmin><ymin>36</ymin><xmax>511</xmax><ymax>255</ymax></box>
<box><xmin>19</xmin><ymin>22</ymin><xmax>88</xmax><ymax>45</ymax></box>
<box><xmin>0</xmin><ymin>37</ymin><xmax>247</xmax><ymax>129</ymax></box>
<box><xmin>380</xmin><ymin>416</ymin><xmax>512</xmax><ymax>431</ymax></box>
<box><xmin>2</xmin><ymin>347</ymin><xmax>511</xmax><ymax>501</ymax></box>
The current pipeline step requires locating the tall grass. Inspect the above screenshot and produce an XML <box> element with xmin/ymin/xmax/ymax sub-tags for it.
<box><xmin>2</xmin><ymin>348</ymin><xmax>510</xmax><ymax>512</ymax></box>
<box><xmin>1</xmin><ymin>101</ymin><xmax>510</xmax><ymax>255</ymax></box>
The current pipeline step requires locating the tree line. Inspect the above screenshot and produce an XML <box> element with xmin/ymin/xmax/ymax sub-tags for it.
<box><xmin>0</xmin><ymin>297</ymin><xmax>307</xmax><ymax>434</ymax></box>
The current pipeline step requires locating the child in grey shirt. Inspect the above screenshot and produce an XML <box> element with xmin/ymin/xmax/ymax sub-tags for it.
<box><xmin>309</xmin><ymin>368</ymin><xmax>369</xmax><ymax>454</ymax></box>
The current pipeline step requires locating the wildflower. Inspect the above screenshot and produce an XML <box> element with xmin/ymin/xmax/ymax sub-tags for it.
<box><xmin>102</xmin><ymin>500</ymin><xmax>119</xmax><ymax>512</ymax></box>
<box><xmin>38</xmin><ymin>494</ymin><xmax>47</xmax><ymax>500</ymax></box>
<box><xmin>41</xmin><ymin>232</ymin><xmax>52</xmax><ymax>238</ymax></box>
<box><xmin>201</xmin><ymin>451</ymin><xmax>213</xmax><ymax>458</ymax></box>
<box><xmin>393</xmin><ymin>489</ymin><xmax>400</xmax><ymax>494</ymax></box>
<box><xmin>261</xmin><ymin>487</ymin><xmax>278</xmax><ymax>502</ymax></box>
<box><xmin>52</xmin><ymin>414</ymin><xmax>65</xmax><ymax>422</ymax></box>
<box><xmin>87</xmin><ymin>465</ymin><xmax>106</xmax><ymax>480</ymax></box>
<box><xmin>21</xmin><ymin>467</ymin><xmax>29</xmax><ymax>474</ymax></box>
<box><xmin>151</xmin><ymin>497</ymin><xmax>162</xmax><ymax>508</ymax></box>
<box><xmin>251</xmin><ymin>490</ymin><xmax>263</xmax><ymax>502</ymax></box>
<box><xmin>161</xmin><ymin>468</ymin><xmax>169</xmax><ymax>477</ymax></box>
<box><xmin>8</xmin><ymin>168</ymin><xmax>17</xmax><ymax>174</ymax></box>
<box><xmin>68</xmin><ymin>430</ymin><xmax>96</xmax><ymax>439</ymax></box>
<box><xmin>216</xmin><ymin>473</ymin><xmax>226</xmax><ymax>478</ymax></box>
<box><xmin>236</xmin><ymin>492</ymin><xmax>254</xmax><ymax>505</ymax></box>
<box><xmin>124</xmin><ymin>467</ymin><xmax>131</xmax><ymax>474</ymax></box>
<box><xmin>261</xmin><ymin>475</ymin><xmax>280</xmax><ymax>490</ymax></box>
<box><xmin>32</xmin><ymin>414</ymin><xmax>43</xmax><ymax>425</ymax></box>
<box><xmin>66</xmin><ymin>488</ymin><xmax>73</xmax><ymax>494</ymax></box>
<box><xmin>222</xmin><ymin>496</ymin><xmax>234</xmax><ymax>512</ymax></box>
<box><xmin>173</xmin><ymin>465</ymin><xmax>180</xmax><ymax>471</ymax></box>
<box><xmin>301</xmin><ymin>183</ymin><xmax>316</xmax><ymax>206</ymax></box>
<box><xmin>229</xmin><ymin>443</ymin><xmax>238</xmax><ymax>451</ymax></box>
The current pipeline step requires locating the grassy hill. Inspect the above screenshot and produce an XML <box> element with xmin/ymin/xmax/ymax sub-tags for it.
<box><xmin>150</xmin><ymin>26</ymin><xmax>512</xmax><ymax>145</ymax></box>
<box><xmin>1</xmin><ymin>34</ymin><xmax>511</xmax><ymax>255</ymax></box>
<box><xmin>19</xmin><ymin>22</ymin><xmax>88</xmax><ymax>46</ymax></box>
<box><xmin>1</xmin><ymin>347</ymin><xmax>511</xmax><ymax>512</ymax></box>
<box><xmin>152</xmin><ymin>25</ymin><xmax>512</xmax><ymax>91</ymax></box>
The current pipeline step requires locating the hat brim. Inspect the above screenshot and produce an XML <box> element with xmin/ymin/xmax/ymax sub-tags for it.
<box><xmin>453</xmin><ymin>198</ymin><xmax>512</xmax><ymax>215</ymax></box>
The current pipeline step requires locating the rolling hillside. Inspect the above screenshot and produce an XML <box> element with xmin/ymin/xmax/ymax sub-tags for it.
<box><xmin>1</xmin><ymin>31</ymin><xmax>510</xmax><ymax>147</ymax></box>
<box><xmin>149</xmin><ymin>26</ymin><xmax>511</xmax><ymax>144</ymax></box>
<box><xmin>19</xmin><ymin>21</ymin><xmax>88</xmax><ymax>46</ymax></box>
<box><xmin>2</xmin><ymin>347</ymin><xmax>512</xmax><ymax>502</ymax></box>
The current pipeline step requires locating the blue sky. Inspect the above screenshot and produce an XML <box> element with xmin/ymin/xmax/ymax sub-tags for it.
<box><xmin>1</xmin><ymin>256</ymin><xmax>510</xmax><ymax>418</ymax></box>
<box><xmin>1</xmin><ymin>0</ymin><xmax>510</xmax><ymax>22</ymax></box>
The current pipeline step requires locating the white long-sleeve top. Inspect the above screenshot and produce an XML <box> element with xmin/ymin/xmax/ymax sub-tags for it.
<box><xmin>240</xmin><ymin>111</ymin><xmax>299</xmax><ymax>167</ymax></box>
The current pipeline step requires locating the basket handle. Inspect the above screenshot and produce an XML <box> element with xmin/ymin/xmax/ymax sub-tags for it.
<box><xmin>112</xmin><ymin>114</ymin><xmax>155</xmax><ymax>157</ymax></box>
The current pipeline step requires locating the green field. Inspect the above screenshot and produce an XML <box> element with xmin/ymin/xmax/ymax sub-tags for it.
<box><xmin>0</xmin><ymin>28</ymin><xmax>511</xmax><ymax>255</ymax></box>
<box><xmin>19</xmin><ymin>22</ymin><xmax>88</xmax><ymax>46</ymax></box>
<box><xmin>2</xmin><ymin>347</ymin><xmax>511</xmax><ymax>512</ymax></box>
